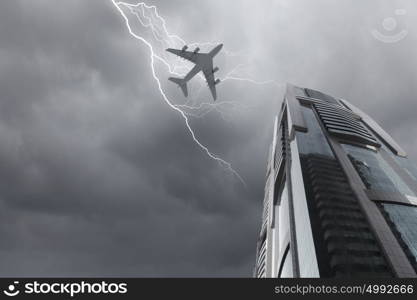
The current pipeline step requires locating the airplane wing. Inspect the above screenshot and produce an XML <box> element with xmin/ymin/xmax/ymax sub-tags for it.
<box><xmin>166</xmin><ymin>48</ymin><xmax>203</xmax><ymax>64</ymax></box>
<box><xmin>203</xmin><ymin>68</ymin><xmax>217</xmax><ymax>101</ymax></box>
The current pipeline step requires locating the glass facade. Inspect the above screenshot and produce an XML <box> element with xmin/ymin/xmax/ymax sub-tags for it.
<box><xmin>291</xmin><ymin>107</ymin><xmax>322</xmax><ymax>277</ymax></box>
<box><xmin>380</xmin><ymin>204</ymin><xmax>417</xmax><ymax>271</ymax></box>
<box><xmin>296</xmin><ymin>105</ymin><xmax>392</xmax><ymax>277</ymax></box>
<box><xmin>296</xmin><ymin>106</ymin><xmax>333</xmax><ymax>157</ymax></box>
<box><xmin>255</xmin><ymin>84</ymin><xmax>417</xmax><ymax>278</ymax></box>
<box><xmin>343</xmin><ymin>144</ymin><xmax>415</xmax><ymax>197</ymax></box>
<box><xmin>342</xmin><ymin>142</ymin><xmax>417</xmax><ymax>272</ymax></box>
<box><xmin>395</xmin><ymin>156</ymin><xmax>417</xmax><ymax>183</ymax></box>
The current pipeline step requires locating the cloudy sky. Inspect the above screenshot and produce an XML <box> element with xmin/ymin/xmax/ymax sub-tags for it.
<box><xmin>0</xmin><ymin>0</ymin><xmax>416</xmax><ymax>277</ymax></box>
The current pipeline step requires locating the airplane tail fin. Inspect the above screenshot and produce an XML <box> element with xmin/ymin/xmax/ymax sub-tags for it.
<box><xmin>168</xmin><ymin>77</ymin><xmax>188</xmax><ymax>97</ymax></box>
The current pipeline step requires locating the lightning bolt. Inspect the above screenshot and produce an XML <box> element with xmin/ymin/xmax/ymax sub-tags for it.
<box><xmin>111</xmin><ymin>1</ymin><xmax>251</xmax><ymax>185</ymax></box>
<box><xmin>176</xmin><ymin>100</ymin><xmax>254</xmax><ymax>122</ymax></box>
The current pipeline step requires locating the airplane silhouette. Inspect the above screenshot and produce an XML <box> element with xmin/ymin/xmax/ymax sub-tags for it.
<box><xmin>166</xmin><ymin>44</ymin><xmax>223</xmax><ymax>101</ymax></box>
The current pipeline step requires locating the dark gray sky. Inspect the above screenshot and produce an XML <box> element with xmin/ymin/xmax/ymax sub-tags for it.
<box><xmin>0</xmin><ymin>0</ymin><xmax>416</xmax><ymax>277</ymax></box>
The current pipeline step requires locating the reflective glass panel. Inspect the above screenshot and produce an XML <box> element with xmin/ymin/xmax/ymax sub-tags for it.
<box><xmin>342</xmin><ymin>144</ymin><xmax>415</xmax><ymax>196</ymax></box>
<box><xmin>381</xmin><ymin>204</ymin><xmax>417</xmax><ymax>266</ymax></box>
<box><xmin>395</xmin><ymin>156</ymin><xmax>417</xmax><ymax>183</ymax></box>
<box><xmin>297</xmin><ymin>106</ymin><xmax>333</xmax><ymax>157</ymax></box>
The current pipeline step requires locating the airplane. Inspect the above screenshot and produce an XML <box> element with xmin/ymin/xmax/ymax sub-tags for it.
<box><xmin>166</xmin><ymin>44</ymin><xmax>223</xmax><ymax>101</ymax></box>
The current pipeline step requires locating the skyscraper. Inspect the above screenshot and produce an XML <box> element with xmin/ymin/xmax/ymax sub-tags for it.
<box><xmin>254</xmin><ymin>84</ymin><xmax>417</xmax><ymax>278</ymax></box>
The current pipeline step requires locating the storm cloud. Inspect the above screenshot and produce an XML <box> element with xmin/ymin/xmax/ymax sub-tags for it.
<box><xmin>0</xmin><ymin>0</ymin><xmax>416</xmax><ymax>276</ymax></box>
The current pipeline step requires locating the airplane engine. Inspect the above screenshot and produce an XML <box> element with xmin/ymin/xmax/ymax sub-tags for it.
<box><xmin>193</xmin><ymin>47</ymin><xmax>200</xmax><ymax>54</ymax></box>
<box><xmin>212</xmin><ymin>67</ymin><xmax>219</xmax><ymax>73</ymax></box>
<box><xmin>181</xmin><ymin>45</ymin><xmax>188</xmax><ymax>51</ymax></box>
<box><xmin>215</xmin><ymin>78</ymin><xmax>221</xmax><ymax>85</ymax></box>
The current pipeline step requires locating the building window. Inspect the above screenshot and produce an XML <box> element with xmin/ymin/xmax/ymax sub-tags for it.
<box><xmin>379</xmin><ymin>204</ymin><xmax>417</xmax><ymax>271</ymax></box>
<box><xmin>297</xmin><ymin>106</ymin><xmax>334</xmax><ymax>157</ymax></box>
<box><xmin>342</xmin><ymin>144</ymin><xmax>415</xmax><ymax>197</ymax></box>
<box><xmin>395</xmin><ymin>156</ymin><xmax>417</xmax><ymax>183</ymax></box>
